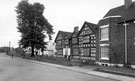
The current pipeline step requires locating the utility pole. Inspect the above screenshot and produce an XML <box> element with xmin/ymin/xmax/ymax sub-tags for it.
<box><xmin>9</xmin><ymin>41</ymin><xmax>11</xmax><ymax>53</ymax></box>
<box><xmin>123</xmin><ymin>22</ymin><xmax>128</xmax><ymax>64</ymax></box>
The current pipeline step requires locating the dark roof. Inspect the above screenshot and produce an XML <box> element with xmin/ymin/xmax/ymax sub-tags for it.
<box><xmin>59</xmin><ymin>31</ymin><xmax>72</xmax><ymax>38</ymax></box>
<box><xmin>78</xmin><ymin>21</ymin><xmax>97</xmax><ymax>36</ymax></box>
<box><xmin>85</xmin><ymin>21</ymin><xmax>97</xmax><ymax>33</ymax></box>
<box><xmin>71</xmin><ymin>28</ymin><xmax>79</xmax><ymax>38</ymax></box>
<box><xmin>104</xmin><ymin>1</ymin><xmax>135</xmax><ymax>21</ymax></box>
<box><xmin>64</xmin><ymin>32</ymin><xmax>72</xmax><ymax>39</ymax></box>
<box><xmin>54</xmin><ymin>30</ymin><xmax>72</xmax><ymax>42</ymax></box>
<box><xmin>71</xmin><ymin>31</ymin><xmax>79</xmax><ymax>38</ymax></box>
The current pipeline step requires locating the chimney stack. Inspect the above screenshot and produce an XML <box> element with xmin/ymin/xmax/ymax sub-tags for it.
<box><xmin>125</xmin><ymin>0</ymin><xmax>132</xmax><ymax>9</ymax></box>
<box><xmin>74</xmin><ymin>26</ymin><xmax>79</xmax><ymax>32</ymax></box>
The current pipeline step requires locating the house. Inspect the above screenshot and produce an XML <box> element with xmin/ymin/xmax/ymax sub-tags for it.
<box><xmin>63</xmin><ymin>31</ymin><xmax>72</xmax><ymax>57</ymax></box>
<box><xmin>71</xmin><ymin>26</ymin><xmax>79</xmax><ymax>57</ymax></box>
<box><xmin>54</xmin><ymin>31</ymin><xmax>72</xmax><ymax>57</ymax></box>
<box><xmin>78</xmin><ymin>21</ymin><xmax>97</xmax><ymax>60</ymax></box>
<box><xmin>97</xmin><ymin>0</ymin><xmax>135</xmax><ymax>68</ymax></box>
<box><xmin>43</xmin><ymin>41</ymin><xmax>56</xmax><ymax>56</ymax></box>
<box><xmin>23</xmin><ymin>41</ymin><xmax>56</xmax><ymax>56</ymax></box>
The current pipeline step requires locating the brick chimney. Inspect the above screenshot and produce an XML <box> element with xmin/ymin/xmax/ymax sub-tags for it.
<box><xmin>124</xmin><ymin>0</ymin><xmax>132</xmax><ymax>9</ymax></box>
<box><xmin>74</xmin><ymin>26</ymin><xmax>79</xmax><ymax>32</ymax></box>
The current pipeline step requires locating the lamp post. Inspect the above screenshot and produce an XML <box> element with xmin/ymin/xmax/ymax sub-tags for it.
<box><xmin>9</xmin><ymin>41</ymin><xmax>11</xmax><ymax>53</ymax></box>
<box><xmin>123</xmin><ymin>22</ymin><xmax>128</xmax><ymax>64</ymax></box>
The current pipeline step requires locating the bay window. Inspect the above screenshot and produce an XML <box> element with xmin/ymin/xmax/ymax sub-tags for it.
<box><xmin>100</xmin><ymin>25</ymin><xmax>109</xmax><ymax>41</ymax></box>
<box><xmin>100</xmin><ymin>44</ymin><xmax>109</xmax><ymax>60</ymax></box>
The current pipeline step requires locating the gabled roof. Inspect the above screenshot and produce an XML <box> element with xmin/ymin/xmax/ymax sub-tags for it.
<box><xmin>54</xmin><ymin>30</ymin><xmax>72</xmax><ymax>42</ymax></box>
<box><xmin>71</xmin><ymin>31</ymin><xmax>79</xmax><ymax>38</ymax></box>
<box><xmin>71</xmin><ymin>28</ymin><xmax>79</xmax><ymax>38</ymax></box>
<box><xmin>78</xmin><ymin>21</ymin><xmax>97</xmax><ymax>36</ymax></box>
<box><xmin>85</xmin><ymin>21</ymin><xmax>97</xmax><ymax>33</ymax></box>
<box><xmin>64</xmin><ymin>32</ymin><xmax>72</xmax><ymax>39</ymax></box>
<box><xmin>104</xmin><ymin>1</ymin><xmax>135</xmax><ymax>22</ymax></box>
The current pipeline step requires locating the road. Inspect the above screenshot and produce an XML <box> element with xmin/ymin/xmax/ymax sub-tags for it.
<box><xmin>0</xmin><ymin>53</ymin><xmax>116</xmax><ymax>81</ymax></box>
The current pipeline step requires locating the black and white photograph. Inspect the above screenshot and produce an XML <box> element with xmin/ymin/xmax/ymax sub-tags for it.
<box><xmin>0</xmin><ymin>0</ymin><xmax>135</xmax><ymax>81</ymax></box>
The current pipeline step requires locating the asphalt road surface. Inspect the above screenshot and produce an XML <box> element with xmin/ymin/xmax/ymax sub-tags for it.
<box><xmin>0</xmin><ymin>53</ymin><xmax>116</xmax><ymax>81</ymax></box>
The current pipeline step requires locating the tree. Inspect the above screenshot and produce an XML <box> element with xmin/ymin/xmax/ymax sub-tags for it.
<box><xmin>16</xmin><ymin>0</ymin><xmax>54</xmax><ymax>57</ymax></box>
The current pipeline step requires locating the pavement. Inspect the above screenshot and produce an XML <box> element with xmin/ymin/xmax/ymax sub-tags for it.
<box><xmin>14</xmin><ymin>57</ymin><xmax>135</xmax><ymax>81</ymax></box>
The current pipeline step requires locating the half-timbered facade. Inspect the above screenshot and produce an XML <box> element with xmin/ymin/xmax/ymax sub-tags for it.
<box><xmin>78</xmin><ymin>21</ymin><xmax>97</xmax><ymax>60</ymax></box>
<box><xmin>55</xmin><ymin>31</ymin><xmax>72</xmax><ymax>56</ymax></box>
<box><xmin>63</xmin><ymin>32</ymin><xmax>72</xmax><ymax>56</ymax></box>
<box><xmin>71</xmin><ymin>26</ymin><xmax>79</xmax><ymax>56</ymax></box>
<box><xmin>55</xmin><ymin>31</ymin><xmax>63</xmax><ymax>55</ymax></box>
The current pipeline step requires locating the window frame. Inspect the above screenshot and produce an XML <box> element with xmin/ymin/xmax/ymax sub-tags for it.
<box><xmin>57</xmin><ymin>40</ymin><xmax>62</xmax><ymax>45</ymax></box>
<box><xmin>100</xmin><ymin>24</ymin><xmax>109</xmax><ymax>41</ymax></box>
<box><xmin>83</xmin><ymin>35</ymin><xmax>90</xmax><ymax>43</ymax></box>
<box><xmin>72</xmin><ymin>37</ymin><xmax>77</xmax><ymax>44</ymax></box>
<box><xmin>100</xmin><ymin>44</ymin><xmax>109</xmax><ymax>60</ymax></box>
<box><xmin>65</xmin><ymin>39</ymin><xmax>69</xmax><ymax>44</ymax></box>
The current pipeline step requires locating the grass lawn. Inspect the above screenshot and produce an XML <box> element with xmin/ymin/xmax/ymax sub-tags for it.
<box><xmin>7</xmin><ymin>52</ymin><xmax>135</xmax><ymax>77</ymax></box>
<box><xmin>94</xmin><ymin>65</ymin><xmax>135</xmax><ymax>77</ymax></box>
<box><xmin>7</xmin><ymin>52</ymin><xmax>72</xmax><ymax>66</ymax></box>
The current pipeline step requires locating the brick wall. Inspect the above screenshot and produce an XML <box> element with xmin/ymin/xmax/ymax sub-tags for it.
<box><xmin>97</xmin><ymin>18</ymin><xmax>110</xmax><ymax>63</ymax></box>
<box><xmin>97</xmin><ymin>17</ymin><xmax>127</xmax><ymax>64</ymax></box>
<box><xmin>127</xmin><ymin>22</ymin><xmax>135</xmax><ymax>65</ymax></box>
<box><xmin>109</xmin><ymin>17</ymin><xmax>125</xmax><ymax>64</ymax></box>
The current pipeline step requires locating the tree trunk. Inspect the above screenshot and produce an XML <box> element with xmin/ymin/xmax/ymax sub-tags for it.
<box><xmin>31</xmin><ymin>44</ymin><xmax>35</xmax><ymax>57</ymax></box>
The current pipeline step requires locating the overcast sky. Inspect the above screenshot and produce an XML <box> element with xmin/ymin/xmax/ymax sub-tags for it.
<box><xmin>0</xmin><ymin>0</ymin><xmax>133</xmax><ymax>48</ymax></box>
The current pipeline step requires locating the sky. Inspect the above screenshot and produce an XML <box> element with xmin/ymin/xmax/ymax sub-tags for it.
<box><xmin>0</xmin><ymin>0</ymin><xmax>133</xmax><ymax>48</ymax></box>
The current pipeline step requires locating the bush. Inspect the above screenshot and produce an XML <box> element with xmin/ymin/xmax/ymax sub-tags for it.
<box><xmin>80</xmin><ymin>60</ymin><xmax>96</xmax><ymax>66</ymax></box>
<box><xmin>124</xmin><ymin>62</ymin><xmax>131</xmax><ymax>68</ymax></box>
